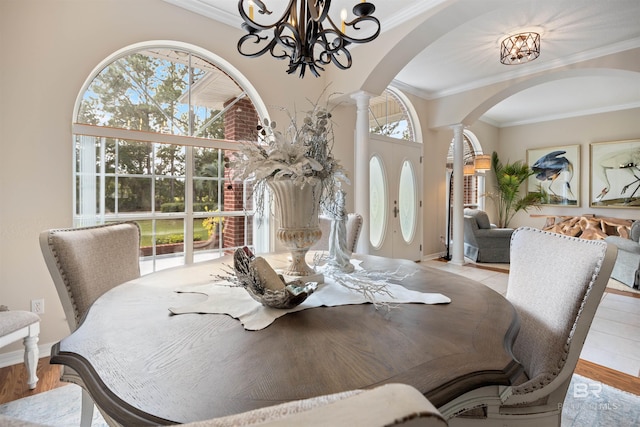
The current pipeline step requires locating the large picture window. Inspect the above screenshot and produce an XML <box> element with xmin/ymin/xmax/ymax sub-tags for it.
<box><xmin>73</xmin><ymin>45</ymin><xmax>263</xmax><ymax>273</ymax></box>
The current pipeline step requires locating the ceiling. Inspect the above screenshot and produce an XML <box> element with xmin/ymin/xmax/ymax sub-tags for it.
<box><xmin>163</xmin><ymin>0</ymin><xmax>640</xmax><ymax>127</ymax></box>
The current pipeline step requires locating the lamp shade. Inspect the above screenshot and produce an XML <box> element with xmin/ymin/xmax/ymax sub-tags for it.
<box><xmin>463</xmin><ymin>164</ymin><xmax>476</xmax><ymax>176</ymax></box>
<box><xmin>474</xmin><ymin>154</ymin><xmax>491</xmax><ymax>171</ymax></box>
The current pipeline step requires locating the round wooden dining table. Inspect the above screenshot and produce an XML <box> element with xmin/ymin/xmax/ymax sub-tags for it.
<box><xmin>51</xmin><ymin>253</ymin><xmax>521</xmax><ymax>425</ymax></box>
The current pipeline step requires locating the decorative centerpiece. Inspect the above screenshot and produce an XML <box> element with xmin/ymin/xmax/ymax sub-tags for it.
<box><xmin>233</xmin><ymin>247</ymin><xmax>317</xmax><ymax>309</ymax></box>
<box><xmin>230</xmin><ymin>93</ymin><xmax>349</xmax><ymax>279</ymax></box>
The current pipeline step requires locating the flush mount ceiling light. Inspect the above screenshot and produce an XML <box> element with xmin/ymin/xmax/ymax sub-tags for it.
<box><xmin>237</xmin><ymin>0</ymin><xmax>381</xmax><ymax>78</ymax></box>
<box><xmin>500</xmin><ymin>32</ymin><xmax>540</xmax><ymax>65</ymax></box>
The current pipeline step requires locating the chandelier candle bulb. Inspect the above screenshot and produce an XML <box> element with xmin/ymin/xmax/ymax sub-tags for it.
<box><xmin>237</xmin><ymin>0</ymin><xmax>380</xmax><ymax>77</ymax></box>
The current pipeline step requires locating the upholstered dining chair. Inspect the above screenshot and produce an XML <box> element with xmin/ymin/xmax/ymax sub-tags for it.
<box><xmin>39</xmin><ymin>221</ymin><xmax>141</xmax><ymax>427</ymax></box>
<box><xmin>314</xmin><ymin>213</ymin><xmax>363</xmax><ymax>253</ymax></box>
<box><xmin>0</xmin><ymin>309</ymin><xmax>39</xmax><ymax>389</ymax></box>
<box><xmin>442</xmin><ymin>227</ymin><xmax>617</xmax><ymax>426</ymax></box>
<box><xmin>181</xmin><ymin>383</ymin><xmax>448</xmax><ymax>427</ymax></box>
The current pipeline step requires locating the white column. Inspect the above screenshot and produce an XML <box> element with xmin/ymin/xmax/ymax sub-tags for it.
<box><xmin>351</xmin><ymin>91</ymin><xmax>371</xmax><ymax>254</ymax></box>
<box><xmin>451</xmin><ymin>124</ymin><xmax>465</xmax><ymax>265</ymax></box>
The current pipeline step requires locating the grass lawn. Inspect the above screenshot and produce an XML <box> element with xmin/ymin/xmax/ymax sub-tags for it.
<box><xmin>137</xmin><ymin>219</ymin><xmax>209</xmax><ymax>246</ymax></box>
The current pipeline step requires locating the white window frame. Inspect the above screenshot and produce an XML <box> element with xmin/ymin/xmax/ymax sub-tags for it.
<box><xmin>72</xmin><ymin>41</ymin><xmax>271</xmax><ymax>272</ymax></box>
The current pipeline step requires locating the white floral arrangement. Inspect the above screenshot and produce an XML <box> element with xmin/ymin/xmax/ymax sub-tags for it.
<box><xmin>229</xmin><ymin>93</ymin><xmax>350</xmax><ymax>215</ymax></box>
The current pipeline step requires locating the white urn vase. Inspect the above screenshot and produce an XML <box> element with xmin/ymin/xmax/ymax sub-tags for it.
<box><xmin>268</xmin><ymin>179</ymin><xmax>322</xmax><ymax>278</ymax></box>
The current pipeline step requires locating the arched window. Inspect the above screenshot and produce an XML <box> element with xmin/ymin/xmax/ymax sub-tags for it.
<box><xmin>446</xmin><ymin>131</ymin><xmax>486</xmax><ymax>209</ymax></box>
<box><xmin>368</xmin><ymin>88</ymin><xmax>417</xmax><ymax>141</ymax></box>
<box><xmin>73</xmin><ymin>43</ymin><xmax>265</xmax><ymax>273</ymax></box>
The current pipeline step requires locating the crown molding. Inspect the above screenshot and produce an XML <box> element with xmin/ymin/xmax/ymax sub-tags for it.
<box><xmin>390</xmin><ymin>79</ymin><xmax>434</xmax><ymax>100</ymax></box>
<box><xmin>383</xmin><ymin>0</ymin><xmax>451</xmax><ymax>31</ymax></box>
<box><xmin>496</xmin><ymin>100</ymin><xmax>640</xmax><ymax>128</ymax></box>
<box><xmin>163</xmin><ymin>0</ymin><xmax>445</xmax><ymax>33</ymax></box>
<box><xmin>162</xmin><ymin>0</ymin><xmax>241</xmax><ymax>27</ymax></box>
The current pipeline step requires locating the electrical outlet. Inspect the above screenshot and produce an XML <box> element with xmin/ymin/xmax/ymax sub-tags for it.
<box><xmin>31</xmin><ymin>298</ymin><xmax>44</xmax><ymax>314</ymax></box>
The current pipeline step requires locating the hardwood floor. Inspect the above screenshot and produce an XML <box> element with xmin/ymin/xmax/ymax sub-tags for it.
<box><xmin>0</xmin><ymin>356</ymin><xmax>638</xmax><ymax>406</ymax></box>
<box><xmin>575</xmin><ymin>358</ymin><xmax>640</xmax><ymax>395</ymax></box>
<box><xmin>605</xmin><ymin>286</ymin><xmax>640</xmax><ymax>299</ymax></box>
<box><xmin>0</xmin><ymin>357</ymin><xmax>64</xmax><ymax>405</ymax></box>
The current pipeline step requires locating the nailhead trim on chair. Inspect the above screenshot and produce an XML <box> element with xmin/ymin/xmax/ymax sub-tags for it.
<box><xmin>46</xmin><ymin>231</ymin><xmax>81</xmax><ymax>326</ymax></box>
<box><xmin>45</xmin><ymin>222</ymin><xmax>141</xmax><ymax>327</ymax></box>
<box><xmin>509</xmin><ymin>227</ymin><xmax>607</xmax><ymax>395</ymax></box>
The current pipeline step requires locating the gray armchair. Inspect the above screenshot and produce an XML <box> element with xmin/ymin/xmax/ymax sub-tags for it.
<box><xmin>604</xmin><ymin>220</ymin><xmax>640</xmax><ymax>289</ymax></box>
<box><xmin>463</xmin><ymin>209</ymin><xmax>513</xmax><ymax>263</ymax></box>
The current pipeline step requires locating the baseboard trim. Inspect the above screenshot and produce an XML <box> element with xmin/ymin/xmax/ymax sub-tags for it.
<box><xmin>0</xmin><ymin>342</ymin><xmax>54</xmax><ymax>368</ymax></box>
<box><xmin>422</xmin><ymin>252</ymin><xmax>446</xmax><ymax>262</ymax></box>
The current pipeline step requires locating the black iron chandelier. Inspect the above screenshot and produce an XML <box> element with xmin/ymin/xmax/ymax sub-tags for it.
<box><xmin>237</xmin><ymin>1</ymin><xmax>381</xmax><ymax>78</ymax></box>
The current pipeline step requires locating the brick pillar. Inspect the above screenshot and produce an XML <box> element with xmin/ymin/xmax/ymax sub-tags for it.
<box><xmin>223</xmin><ymin>97</ymin><xmax>258</xmax><ymax>250</ymax></box>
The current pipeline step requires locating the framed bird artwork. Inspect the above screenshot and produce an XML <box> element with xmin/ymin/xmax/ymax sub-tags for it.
<box><xmin>527</xmin><ymin>144</ymin><xmax>581</xmax><ymax>206</ymax></box>
<box><xmin>590</xmin><ymin>139</ymin><xmax>640</xmax><ymax>208</ymax></box>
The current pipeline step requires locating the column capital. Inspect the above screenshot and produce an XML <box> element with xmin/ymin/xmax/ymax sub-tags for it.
<box><xmin>450</xmin><ymin>123</ymin><xmax>465</xmax><ymax>136</ymax></box>
<box><xmin>351</xmin><ymin>91</ymin><xmax>373</xmax><ymax>108</ymax></box>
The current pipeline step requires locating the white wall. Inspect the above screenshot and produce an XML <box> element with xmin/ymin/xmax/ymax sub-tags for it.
<box><xmin>413</xmin><ymin>104</ymin><xmax>640</xmax><ymax>259</ymax></box>
<box><xmin>497</xmin><ymin>107</ymin><xmax>640</xmax><ymax>229</ymax></box>
<box><xmin>408</xmin><ymin>107</ymin><xmax>500</xmax><ymax>259</ymax></box>
<box><xmin>0</xmin><ymin>0</ymin><xmax>343</xmax><ymax>358</ymax></box>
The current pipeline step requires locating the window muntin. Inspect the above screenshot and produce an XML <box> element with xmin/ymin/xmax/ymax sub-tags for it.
<box><xmin>368</xmin><ymin>89</ymin><xmax>415</xmax><ymax>141</ymax></box>
<box><xmin>77</xmin><ymin>48</ymin><xmax>234</xmax><ymax>138</ymax></box>
<box><xmin>74</xmin><ymin>47</ymin><xmax>258</xmax><ymax>272</ymax></box>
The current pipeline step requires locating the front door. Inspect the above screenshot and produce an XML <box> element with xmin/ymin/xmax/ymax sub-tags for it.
<box><xmin>369</xmin><ymin>135</ymin><xmax>423</xmax><ymax>261</ymax></box>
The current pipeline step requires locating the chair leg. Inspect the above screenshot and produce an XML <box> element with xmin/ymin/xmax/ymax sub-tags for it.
<box><xmin>81</xmin><ymin>388</ymin><xmax>95</xmax><ymax>427</ymax></box>
<box><xmin>23</xmin><ymin>334</ymin><xmax>39</xmax><ymax>389</ymax></box>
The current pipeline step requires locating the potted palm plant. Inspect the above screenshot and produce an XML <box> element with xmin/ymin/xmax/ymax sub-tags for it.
<box><xmin>487</xmin><ymin>151</ymin><xmax>544</xmax><ymax>228</ymax></box>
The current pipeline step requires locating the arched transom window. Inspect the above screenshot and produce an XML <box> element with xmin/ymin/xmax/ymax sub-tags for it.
<box><xmin>446</xmin><ymin>132</ymin><xmax>484</xmax><ymax>207</ymax></box>
<box><xmin>73</xmin><ymin>45</ymin><xmax>262</xmax><ymax>273</ymax></box>
<box><xmin>368</xmin><ymin>88</ymin><xmax>416</xmax><ymax>141</ymax></box>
